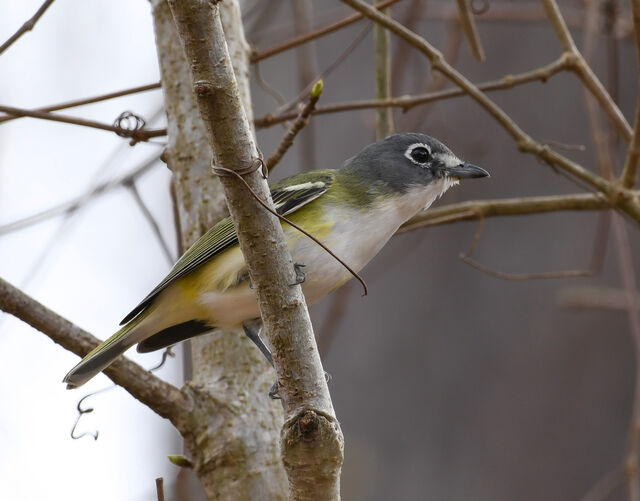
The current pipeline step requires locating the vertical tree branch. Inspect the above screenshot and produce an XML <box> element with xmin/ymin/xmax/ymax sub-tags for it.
<box><xmin>150</xmin><ymin>1</ymin><xmax>288</xmax><ymax>499</ymax></box>
<box><xmin>374</xmin><ymin>2</ymin><xmax>395</xmax><ymax>139</ymax></box>
<box><xmin>165</xmin><ymin>1</ymin><xmax>343</xmax><ymax>499</ymax></box>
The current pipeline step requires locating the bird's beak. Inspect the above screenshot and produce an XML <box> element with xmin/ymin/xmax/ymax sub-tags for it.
<box><xmin>445</xmin><ymin>163</ymin><xmax>490</xmax><ymax>179</ymax></box>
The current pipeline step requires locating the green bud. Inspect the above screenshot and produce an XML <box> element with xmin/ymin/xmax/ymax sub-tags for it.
<box><xmin>168</xmin><ymin>455</ymin><xmax>193</xmax><ymax>468</ymax></box>
<box><xmin>311</xmin><ymin>80</ymin><xmax>323</xmax><ymax>99</ymax></box>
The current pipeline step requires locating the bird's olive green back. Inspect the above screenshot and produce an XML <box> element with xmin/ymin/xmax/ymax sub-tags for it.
<box><xmin>120</xmin><ymin>170</ymin><xmax>336</xmax><ymax>325</ymax></box>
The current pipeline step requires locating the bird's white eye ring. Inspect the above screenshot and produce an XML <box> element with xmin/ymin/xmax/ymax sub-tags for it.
<box><xmin>404</xmin><ymin>143</ymin><xmax>431</xmax><ymax>166</ymax></box>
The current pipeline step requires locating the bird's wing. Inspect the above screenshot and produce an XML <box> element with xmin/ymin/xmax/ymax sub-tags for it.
<box><xmin>120</xmin><ymin>170</ymin><xmax>336</xmax><ymax>325</ymax></box>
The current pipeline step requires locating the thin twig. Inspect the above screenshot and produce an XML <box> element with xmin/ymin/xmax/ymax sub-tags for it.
<box><xmin>255</xmin><ymin>56</ymin><xmax>569</xmax><ymax>127</ymax></box>
<box><xmin>455</xmin><ymin>0</ymin><xmax>485</xmax><ymax>60</ymax></box>
<box><xmin>398</xmin><ymin>193</ymin><xmax>612</xmax><ymax>232</ymax></box>
<box><xmin>155</xmin><ymin>478</ymin><xmax>165</xmax><ymax>501</ymax></box>
<box><xmin>0</xmin><ymin>83</ymin><xmax>161</xmax><ymax>124</ymax></box>
<box><xmin>0</xmin><ymin>0</ymin><xmax>56</xmax><ymax>55</ymax></box>
<box><xmin>558</xmin><ymin>286</ymin><xmax>640</xmax><ymax>312</ymax></box>
<box><xmin>125</xmin><ymin>181</ymin><xmax>175</xmax><ymax>264</ymax></box>
<box><xmin>0</xmin><ymin>277</ymin><xmax>191</xmax><ymax>431</ymax></box>
<box><xmin>541</xmin><ymin>0</ymin><xmax>632</xmax><ymax>142</ymax></box>
<box><xmin>251</xmin><ymin>0</ymin><xmax>401</xmax><ymax>62</ymax></box>
<box><xmin>70</xmin><ymin>348</ymin><xmax>174</xmax><ymax>442</ymax></box>
<box><xmin>0</xmin><ymin>104</ymin><xmax>166</xmax><ymax>142</ymax></box>
<box><xmin>460</xmin><ymin>254</ymin><xmax>595</xmax><ymax>281</ymax></box>
<box><xmin>458</xmin><ymin>216</ymin><xmax>598</xmax><ymax>281</ymax></box>
<box><xmin>0</xmin><ymin>153</ymin><xmax>160</xmax><ymax>236</ymax></box>
<box><xmin>266</xmin><ymin>81</ymin><xmax>323</xmax><ymax>171</ymax></box>
<box><xmin>253</xmin><ymin>61</ymin><xmax>287</xmax><ymax>107</ymax></box>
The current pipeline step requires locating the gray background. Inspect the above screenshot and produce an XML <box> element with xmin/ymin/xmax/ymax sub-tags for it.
<box><xmin>248</xmin><ymin>1</ymin><xmax>638</xmax><ymax>500</ymax></box>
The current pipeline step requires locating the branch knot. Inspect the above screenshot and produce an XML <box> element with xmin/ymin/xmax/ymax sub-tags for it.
<box><xmin>193</xmin><ymin>80</ymin><xmax>215</xmax><ymax>97</ymax></box>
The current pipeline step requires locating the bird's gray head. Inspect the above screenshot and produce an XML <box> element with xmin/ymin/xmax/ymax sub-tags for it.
<box><xmin>345</xmin><ymin>132</ymin><xmax>489</xmax><ymax>196</ymax></box>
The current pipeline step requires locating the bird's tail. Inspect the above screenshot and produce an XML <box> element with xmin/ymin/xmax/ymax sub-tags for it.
<box><xmin>63</xmin><ymin>311</ymin><xmax>149</xmax><ymax>389</ymax></box>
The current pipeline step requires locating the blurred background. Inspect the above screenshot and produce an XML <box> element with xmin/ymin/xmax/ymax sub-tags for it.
<box><xmin>0</xmin><ymin>0</ymin><xmax>638</xmax><ymax>500</ymax></box>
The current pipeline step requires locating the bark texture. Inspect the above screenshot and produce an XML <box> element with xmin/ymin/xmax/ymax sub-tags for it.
<box><xmin>164</xmin><ymin>0</ymin><xmax>343</xmax><ymax>498</ymax></box>
<box><xmin>150</xmin><ymin>1</ymin><xmax>288</xmax><ymax>499</ymax></box>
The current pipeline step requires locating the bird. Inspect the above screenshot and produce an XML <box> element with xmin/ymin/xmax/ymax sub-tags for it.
<box><xmin>63</xmin><ymin>132</ymin><xmax>489</xmax><ymax>389</ymax></box>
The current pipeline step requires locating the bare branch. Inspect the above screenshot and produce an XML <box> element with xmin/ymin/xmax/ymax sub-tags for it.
<box><xmin>0</xmin><ymin>83</ymin><xmax>161</xmax><ymax>124</ymax></box>
<box><xmin>460</xmin><ymin>254</ymin><xmax>595</xmax><ymax>281</ymax></box>
<box><xmin>251</xmin><ymin>0</ymin><xmax>401</xmax><ymax>63</ymax></box>
<box><xmin>456</xmin><ymin>214</ymin><xmax>598</xmax><ymax>281</ymax></box>
<box><xmin>0</xmin><ymin>0</ymin><xmax>56</xmax><ymax>55</ymax></box>
<box><xmin>155</xmin><ymin>478</ymin><xmax>165</xmax><ymax>501</ymax></box>
<box><xmin>621</xmin><ymin>97</ymin><xmax>640</xmax><ymax>188</ymax></box>
<box><xmin>397</xmin><ymin>193</ymin><xmax>612</xmax><ymax>232</ymax></box>
<box><xmin>455</xmin><ymin>0</ymin><xmax>485</xmax><ymax>61</ymax></box>
<box><xmin>266</xmin><ymin>81</ymin><xmax>323</xmax><ymax>171</ymax></box>
<box><xmin>0</xmin><ymin>104</ymin><xmax>166</xmax><ymax>143</ymax></box>
<box><xmin>165</xmin><ymin>1</ymin><xmax>342</xmax><ymax>497</ymax></box>
<box><xmin>0</xmin><ymin>276</ymin><xmax>191</xmax><ymax>432</ymax></box>
<box><xmin>255</xmin><ymin>56</ymin><xmax>569</xmax><ymax>127</ymax></box>
<box><xmin>558</xmin><ymin>286</ymin><xmax>640</xmax><ymax>312</ymax></box>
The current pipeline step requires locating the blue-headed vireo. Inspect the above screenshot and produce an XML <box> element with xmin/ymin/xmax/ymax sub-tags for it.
<box><xmin>64</xmin><ymin>132</ymin><xmax>489</xmax><ymax>388</ymax></box>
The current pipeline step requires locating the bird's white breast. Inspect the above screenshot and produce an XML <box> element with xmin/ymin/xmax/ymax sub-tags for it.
<box><xmin>290</xmin><ymin>179</ymin><xmax>450</xmax><ymax>303</ymax></box>
<box><xmin>196</xmin><ymin>178</ymin><xmax>452</xmax><ymax>327</ymax></box>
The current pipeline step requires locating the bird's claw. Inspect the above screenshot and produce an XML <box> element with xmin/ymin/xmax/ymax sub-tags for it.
<box><xmin>268</xmin><ymin>373</ymin><xmax>329</xmax><ymax>399</ymax></box>
<box><xmin>269</xmin><ymin>380</ymin><xmax>281</xmax><ymax>400</ymax></box>
<box><xmin>290</xmin><ymin>263</ymin><xmax>306</xmax><ymax>286</ymax></box>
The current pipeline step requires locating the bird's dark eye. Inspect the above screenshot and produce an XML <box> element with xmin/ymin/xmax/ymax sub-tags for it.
<box><xmin>410</xmin><ymin>146</ymin><xmax>430</xmax><ymax>164</ymax></box>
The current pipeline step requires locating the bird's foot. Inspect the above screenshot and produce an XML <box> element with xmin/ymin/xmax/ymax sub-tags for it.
<box><xmin>269</xmin><ymin>380</ymin><xmax>281</xmax><ymax>400</ymax></box>
<box><xmin>236</xmin><ymin>271</ymin><xmax>253</xmax><ymax>289</ymax></box>
<box><xmin>268</xmin><ymin>373</ymin><xmax>329</xmax><ymax>399</ymax></box>
<box><xmin>290</xmin><ymin>263</ymin><xmax>306</xmax><ymax>286</ymax></box>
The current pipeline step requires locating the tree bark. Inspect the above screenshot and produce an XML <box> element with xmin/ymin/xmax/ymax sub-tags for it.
<box><xmin>163</xmin><ymin>0</ymin><xmax>343</xmax><ymax>499</ymax></box>
<box><xmin>150</xmin><ymin>1</ymin><xmax>288</xmax><ymax>499</ymax></box>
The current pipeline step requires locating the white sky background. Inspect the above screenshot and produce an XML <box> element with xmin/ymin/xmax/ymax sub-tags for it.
<box><xmin>0</xmin><ymin>1</ymin><xmax>186</xmax><ymax>500</ymax></box>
